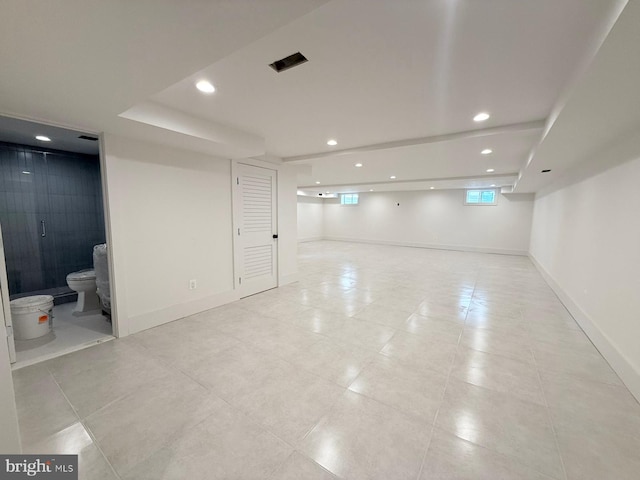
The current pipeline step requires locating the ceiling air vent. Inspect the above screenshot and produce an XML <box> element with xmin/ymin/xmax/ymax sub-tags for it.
<box><xmin>269</xmin><ymin>52</ymin><xmax>308</xmax><ymax>73</ymax></box>
<box><xmin>78</xmin><ymin>135</ymin><xmax>98</xmax><ymax>141</ymax></box>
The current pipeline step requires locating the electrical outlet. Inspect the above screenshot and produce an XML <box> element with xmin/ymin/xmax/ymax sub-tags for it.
<box><xmin>189</xmin><ymin>279</ymin><xmax>197</xmax><ymax>290</ymax></box>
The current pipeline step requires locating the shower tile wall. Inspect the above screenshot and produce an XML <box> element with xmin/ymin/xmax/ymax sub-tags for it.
<box><xmin>0</xmin><ymin>142</ymin><xmax>106</xmax><ymax>297</ymax></box>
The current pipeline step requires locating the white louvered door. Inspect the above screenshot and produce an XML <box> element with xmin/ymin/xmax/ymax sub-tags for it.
<box><xmin>235</xmin><ymin>164</ymin><xmax>278</xmax><ymax>298</ymax></box>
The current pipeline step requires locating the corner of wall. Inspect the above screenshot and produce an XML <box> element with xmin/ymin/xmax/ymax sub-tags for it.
<box><xmin>529</xmin><ymin>253</ymin><xmax>640</xmax><ymax>402</ymax></box>
<box><xmin>0</xmin><ymin>321</ymin><xmax>21</xmax><ymax>452</ymax></box>
<box><xmin>323</xmin><ymin>236</ymin><xmax>528</xmax><ymax>256</ymax></box>
<box><xmin>298</xmin><ymin>236</ymin><xmax>324</xmax><ymax>243</ymax></box>
<box><xmin>279</xmin><ymin>272</ymin><xmax>299</xmax><ymax>286</ymax></box>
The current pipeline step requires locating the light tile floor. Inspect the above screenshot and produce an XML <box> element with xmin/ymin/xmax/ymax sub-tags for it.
<box><xmin>11</xmin><ymin>241</ymin><xmax>640</xmax><ymax>479</ymax></box>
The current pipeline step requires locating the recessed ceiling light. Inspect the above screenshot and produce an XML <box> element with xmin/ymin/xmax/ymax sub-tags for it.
<box><xmin>326</xmin><ymin>191</ymin><xmax>330</xmax><ymax>194</ymax></box>
<box><xmin>315</xmin><ymin>181</ymin><xmax>321</xmax><ymax>184</ymax></box>
<box><xmin>481</xmin><ymin>149</ymin><xmax>493</xmax><ymax>155</ymax></box>
<box><xmin>327</xmin><ymin>139</ymin><xmax>337</xmax><ymax>146</ymax></box>
<box><xmin>22</xmin><ymin>171</ymin><xmax>31</xmax><ymax>175</ymax></box>
<box><xmin>486</xmin><ymin>168</ymin><xmax>495</xmax><ymax>173</ymax></box>
<box><xmin>35</xmin><ymin>135</ymin><xmax>51</xmax><ymax>142</ymax></box>
<box><xmin>355</xmin><ymin>163</ymin><xmax>363</xmax><ymax>168</ymax></box>
<box><xmin>196</xmin><ymin>80</ymin><xmax>215</xmax><ymax>94</ymax></box>
<box><xmin>430</xmin><ymin>187</ymin><xmax>435</xmax><ymax>190</ymax></box>
<box><xmin>474</xmin><ymin>112</ymin><xmax>490</xmax><ymax>122</ymax></box>
<box><xmin>491</xmin><ymin>184</ymin><xmax>496</xmax><ymax>187</ymax></box>
<box><xmin>390</xmin><ymin>175</ymin><xmax>396</xmax><ymax>179</ymax></box>
<box><xmin>369</xmin><ymin>189</ymin><xmax>374</xmax><ymax>192</ymax></box>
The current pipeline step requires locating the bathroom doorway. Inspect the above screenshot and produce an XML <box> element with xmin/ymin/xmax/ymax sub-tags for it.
<box><xmin>0</xmin><ymin>116</ymin><xmax>114</xmax><ymax>368</ymax></box>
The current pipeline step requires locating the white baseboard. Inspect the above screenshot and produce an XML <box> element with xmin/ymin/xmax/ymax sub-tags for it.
<box><xmin>297</xmin><ymin>236</ymin><xmax>323</xmax><ymax>243</ymax></box>
<box><xmin>125</xmin><ymin>273</ymin><xmax>301</xmax><ymax>336</ymax></box>
<box><xmin>127</xmin><ymin>290</ymin><xmax>240</xmax><ymax>335</ymax></box>
<box><xmin>529</xmin><ymin>254</ymin><xmax>640</xmax><ymax>402</ymax></box>
<box><xmin>322</xmin><ymin>236</ymin><xmax>528</xmax><ymax>256</ymax></box>
<box><xmin>279</xmin><ymin>272</ymin><xmax>299</xmax><ymax>286</ymax></box>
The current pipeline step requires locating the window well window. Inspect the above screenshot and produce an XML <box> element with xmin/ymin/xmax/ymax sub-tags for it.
<box><xmin>340</xmin><ymin>193</ymin><xmax>359</xmax><ymax>205</ymax></box>
<box><xmin>465</xmin><ymin>189</ymin><xmax>497</xmax><ymax>205</ymax></box>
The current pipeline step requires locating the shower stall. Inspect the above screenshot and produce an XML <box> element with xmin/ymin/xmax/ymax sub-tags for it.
<box><xmin>0</xmin><ymin>141</ymin><xmax>106</xmax><ymax>302</ymax></box>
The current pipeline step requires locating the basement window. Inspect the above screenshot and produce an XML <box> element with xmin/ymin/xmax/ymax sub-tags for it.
<box><xmin>465</xmin><ymin>189</ymin><xmax>497</xmax><ymax>205</ymax></box>
<box><xmin>340</xmin><ymin>193</ymin><xmax>359</xmax><ymax>205</ymax></box>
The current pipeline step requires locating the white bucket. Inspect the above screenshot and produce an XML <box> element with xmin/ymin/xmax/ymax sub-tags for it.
<box><xmin>10</xmin><ymin>295</ymin><xmax>54</xmax><ymax>340</ymax></box>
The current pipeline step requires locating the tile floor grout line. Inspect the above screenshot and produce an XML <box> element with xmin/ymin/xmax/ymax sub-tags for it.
<box><xmin>343</xmin><ymin>379</ymin><xmax>438</xmax><ymax>426</ymax></box>
<box><xmin>45</xmin><ymin>363</ymin><xmax>123</xmax><ymax>480</ymax></box>
<box><xmin>44</xmin><ymin>363</ymin><xmax>83</xmax><ymax>421</ymax></box>
<box><xmin>294</xmin><ymin>451</ymin><xmax>344</xmax><ymax>480</ymax></box>
<box><xmin>212</xmin><ymin>319</ymin><xmax>374</xmax><ymax>391</ymax></box>
<box><xmin>296</xmin><ymin>384</ymin><xmax>349</xmax><ymax>445</ymax></box>
<box><xmin>173</xmin><ymin>318</ymin><xmax>359</xmax><ymax>457</ymax></box>
<box><xmin>16</xmin><ymin>364</ymin><xmax>83</xmax><ymax>451</ymax></box>
<box><xmin>415</xmin><ymin>266</ymin><xmax>479</xmax><ymax>480</ymax></box>
<box><xmin>532</xmin><ymin>346</ymin><xmax>571</xmax><ymax>480</ymax></box>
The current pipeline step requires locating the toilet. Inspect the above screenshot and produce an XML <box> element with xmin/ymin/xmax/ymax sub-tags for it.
<box><xmin>66</xmin><ymin>269</ymin><xmax>100</xmax><ymax>316</ymax></box>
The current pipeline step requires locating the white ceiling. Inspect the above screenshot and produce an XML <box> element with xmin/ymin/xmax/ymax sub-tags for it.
<box><xmin>0</xmin><ymin>116</ymin><xmax>99</xmax><ymax>155</ymax></box>
<box><xmin>294</xmin><ymin>124</ymin><xmax>540</xmax><ymax>194</ymax></box>
<box><xmin>0</xmin><ymin>0</ymin><xmax>629</xmax><ymax>193</ymax></box>
<box><xmin>515</xmin><ymin>0</ymin><xmax>640</xmax><ymax>193</ymax></box>
<box><xmin>0</xmin><ymin>0</ymin><xmax>329</xmax><ymax>153</ymax></box>
<box><xmin>152</xmin><ymin>0</ymin><xmax>612</xmax><ymax>156</ymax></box>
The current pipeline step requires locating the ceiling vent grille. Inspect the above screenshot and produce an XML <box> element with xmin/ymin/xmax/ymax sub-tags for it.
<box><xmin>269</xmin><ymin>52</ymin><xmax>308</xmax><ymax>73</ymax></box>
<box><xmin>78</xmin><ymin>135</ymin><xmax>98</xmax><ymax>141</ymax></box>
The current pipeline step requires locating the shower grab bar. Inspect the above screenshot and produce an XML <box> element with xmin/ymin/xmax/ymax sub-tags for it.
<box><xmin>41</xmin><ymin>220</ymin><xmax>46</xmax><ymax>237</ymax></box>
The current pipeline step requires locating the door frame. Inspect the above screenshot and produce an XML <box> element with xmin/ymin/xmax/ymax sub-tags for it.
<box><xmin>0</xmin><ymin>114</ymin><xmax>121</xmax><ymax>365</ymax></box>
<box><xmin>0</xmin><ymin>223</ymin><xmax>15</xmax><ymax>363</ymax></box>
<box><xmin>97</xmin><ymin>134</ymin><xmax>121</xmax><ymax>338</ymax></box>
<box><xmin>0</xmin><ymin>280</ymin><xmax>20</xmax><ymax>452</ymax></box>
<box><xmin>231</xmin><ymin>159</ymin><xmax>280</xmax><ymax>297</ymax></box>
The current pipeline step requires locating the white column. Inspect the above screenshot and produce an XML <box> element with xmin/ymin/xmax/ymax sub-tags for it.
<box><xmin>0</xmin><ymin>305</ymin><xmax>20</xmax><ymax>452</ymax></box>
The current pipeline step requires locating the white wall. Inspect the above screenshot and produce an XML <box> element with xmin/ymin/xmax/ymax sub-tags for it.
<box><xmin>297</xmin><ymin>196</ymin><xmax>324</xmax><ymax>242</ymax></box>
<box><xmin>322</xmin><ymin>189</ymin><xmax>534</xmax><ymax>255</ymax></box>
<box><xmin>276</xmin><ymin>165</ymin><xmax>299</xmax><ymax>285</ymax></box>
<box><xmin>530</xmin><ymin>154</ymin><xmax>640</xmax><ymax>400</ymax></box>
<box><xmin>103</xmin><ymin>134</ymin><xmax>237</xmax><ymax>335</ymax></box>
<box><xmin>103</xmin><ymin>135</ymin><xmax>299</xmax><ymax>335</ymax></box>
<box><xmin>0</xmin><ymin>225</ymin><xmax>20</xmax><ymax>452</ymax></box>
<box><xmin>0</xmin><ymin>308</ymin><xmax>20</xmax><ymax>453</ymax></box>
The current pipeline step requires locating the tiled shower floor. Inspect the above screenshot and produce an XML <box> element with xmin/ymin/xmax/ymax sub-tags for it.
<box><xmin>11</xmin><ymin>241</ymin><xmax>640</xmax><ymax>479</ymax></box>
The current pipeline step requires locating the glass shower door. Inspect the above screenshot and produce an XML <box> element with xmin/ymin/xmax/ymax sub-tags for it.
<box><xmin>0</xmin><ymin>145</ymin><xmax>58</xmax><ymax>298</ymax></box>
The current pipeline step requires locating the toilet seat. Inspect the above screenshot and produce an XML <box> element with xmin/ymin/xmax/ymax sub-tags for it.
<box><xmin>66</xmin><ymin>269</ymin><xmax>96</xmax><ymax>282</ymax></box>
